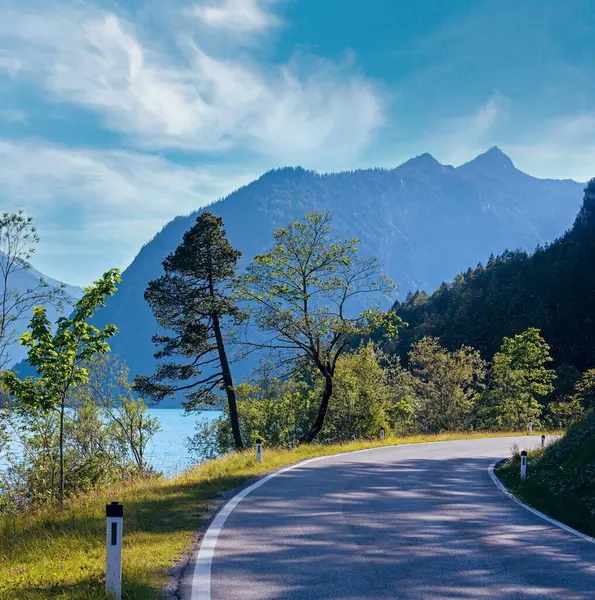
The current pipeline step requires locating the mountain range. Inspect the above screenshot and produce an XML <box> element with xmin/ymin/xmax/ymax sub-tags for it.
<box><xmin>1</xmin><ymin>263</ymin><xmax>82</xmax><ymax>367</ymax></box>
<box><xmin>391</xmin><ymin>177</ymin><xmax>595</xmax><ymax>372</ymax></box>
<box><xmin>82</xmin><ymin>147</ymin><xmax>584</xmax><ymax>406</ymax></box>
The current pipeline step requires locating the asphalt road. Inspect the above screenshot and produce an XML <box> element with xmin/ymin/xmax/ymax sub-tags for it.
<box><xmin>187</xmin><ymin>436</ymin><xmax>595</xmax><ymax>600</ymax></box>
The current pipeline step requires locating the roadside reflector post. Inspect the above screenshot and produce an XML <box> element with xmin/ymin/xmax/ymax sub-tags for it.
<box><xmin>380</xmin><ymin>428</ymin><xmax>385</xmax><ymax>442</ymax></box>
<box><xmin>541</xmin><ymin>434</ymin><xmax>546</xmax><ymax>448</ymax></box>
<box><xmin>520</xmin><ymin>451</ymin><xmax>527</xmax><ymax>481</ymax></box>
<box><xmin>528</xmin><ymin>422</ymin><xmax>533</xmax><ymax>434</ymax></box>
<box><xmin>256</xmin><ymin>440</ymin><xmax>263</xmax><ymax>463</ymax></box>
<box><xmin>106</xmin><ymin>501</ymin><xmax>123</xmax><ymax>600</ymax></box>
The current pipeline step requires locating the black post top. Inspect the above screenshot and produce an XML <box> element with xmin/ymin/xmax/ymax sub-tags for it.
<box><xmin>106</xmin><ymin>501</ymin><xmax>124</xmax><ymax>518</ymax></box>
<box><xmin>521</xmin><ymin>450</ymin><xmax>527</xmax><ymax>456</ymax></box>
<box><xmin>542</xmin><ymin>434</ymin><xmax>546</xmax><ymax>438</ymax></box>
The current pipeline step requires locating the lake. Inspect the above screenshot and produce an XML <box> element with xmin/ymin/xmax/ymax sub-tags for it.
<box><xmin>0</xmin><ymin>409</ymin><xmax>223</xmax><ymax>477</ymax></box>
<box><xmin>145</xmin><ymin>409</ymin><xmax>223</xmax><ymax>474</ymax></box>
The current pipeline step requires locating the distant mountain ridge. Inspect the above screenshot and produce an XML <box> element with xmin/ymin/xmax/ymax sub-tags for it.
<box><xmin>391</xmin><ymin>178</ymin><xmax>595</xmax><ymax>371</ymax></box>
<box><xmin>1</xmin><ymin>261</ymin><xmax>83</xmax><ymax>367</ymax></box>
<box><xmin>88</xmin><ymin>148</ymin><xmax>583</xmax><ymax>407</ymax></box>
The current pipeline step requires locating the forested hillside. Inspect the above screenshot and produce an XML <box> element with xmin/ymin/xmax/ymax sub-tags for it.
<box><xmin>392</xmin><ymin>179</ymin><xmax>595</xmax><ymax>371</ymax></box>
<box><xmin>90</xmin><ymin>148</ymin><xmax>583</xmax><ymax>404</ymax></box>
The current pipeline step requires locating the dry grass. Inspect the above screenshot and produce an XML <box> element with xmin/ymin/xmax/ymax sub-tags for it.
<box><xmin>1</xmin><ymin>431</ymin><xmax>536</xmax><ymax>599</ymax></box>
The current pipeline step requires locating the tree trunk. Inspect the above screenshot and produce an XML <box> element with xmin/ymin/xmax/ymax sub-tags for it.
<box><xmin>59</xmin><ymin>399</ymin><xmax>65</xmax><ymax>505</ymax></box>
<box><xmin>212</xmin><ymin>313</ymin><xmax>243</xmax><ymax>450</ymax></box>
<box><xmin>304</xmin><ymin>372</ymin><xmax>333</xmax><ymax>443</ymax></box>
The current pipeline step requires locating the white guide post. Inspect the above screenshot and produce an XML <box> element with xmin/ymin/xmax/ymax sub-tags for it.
<box><xmin>256</xmin><ymin>441</ymin><xmax>263</xmax><ymax>464</ymax></box>
<box><xmin>380</xmin><ymin>428</ymin><xmax>385</xmax><ymax>442</ymax></box>
<box><xmin>106</xmin><ymin>501</ymin><xmax>123</xmax><ymax>600</ymax></box>
<box><xmin>528</xmin><ymin>422</ymin><xmax>533</xmax><ymax>434</ymax></box>
<box><xmin>520</xmin><ymin>450</ymin><xmax>527</xmax><ymax>481</ymax></box>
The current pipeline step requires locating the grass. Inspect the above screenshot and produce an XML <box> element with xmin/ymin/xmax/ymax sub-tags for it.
<box><xmin>496</xmin><ymin>421</ymin><xmax>595</xmax><ymax>538</ymax></box>
<box><xmin>1</xmin><ymin>431</ymin><xmax>538</xmax><ymax>599</ymax></box>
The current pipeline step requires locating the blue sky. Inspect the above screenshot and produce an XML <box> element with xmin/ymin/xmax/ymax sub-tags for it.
<box><xmin>1</xmin><ymin>0</ymin><xmax>594</xmax><ymax>286</ymax></box>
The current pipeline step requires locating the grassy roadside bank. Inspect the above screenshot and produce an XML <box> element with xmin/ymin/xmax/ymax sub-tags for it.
<box><xmin>495</xmin><ymin>425</ymin><xmax>595</xmax><ymax>539</ymax></box>
<box><xmin>1</xmin><ymin>431</ymin><xmax>540</xmax><ymax>600</ymax></box>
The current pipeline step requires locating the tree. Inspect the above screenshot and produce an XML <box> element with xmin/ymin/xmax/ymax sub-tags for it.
<box><xmin>478</xmin><ymin>328</ymin><xmax>556</xmax><ymax>430</ymax></box>
<box><xmin>408</xmin><ymin>337</ymin><xmax>486</xmax><ymax>433</ymax></box>
<box><xmin>134</xmin><ymin>213</ymin><xmax>245</xmax><ymax>449</ymax></box>
<box><xmin>236</xmin><ymin>212</ymin><xmax>402</xmax><ymax>442</ymax></box>
<box><xmin>77</xmin><ymin>354</ymin><xmax>161</xmax><ymax>474</ymax></box>
<box><xmin>0</xmin><ymin>212</ymin><xmax>67</xmax><ymax>369</ymax></box>
<box><xmin>319</xmin><ymin>343</ymin><xmax>389</xmax><ymax>443</ymax></box>
<box><xmin>3</xmin><ymin>269</ymin><xmax>121</xmax><ymax>504</ymax></box>
<box><xmin>571</xmin><ymin>369</ymin><xmax>595</xmax><ymax>413</ymax></box>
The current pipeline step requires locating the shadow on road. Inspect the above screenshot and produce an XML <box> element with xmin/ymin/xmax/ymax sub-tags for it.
<box><xmin>210</xmin><ymin>455</ymin><xmax>595</xmax><ymax>600</ymax></box>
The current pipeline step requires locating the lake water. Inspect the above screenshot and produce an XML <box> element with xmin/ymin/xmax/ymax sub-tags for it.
<box><xmin>145</xmin><ymin>409</ymin><xmax>223</xmax><ymax>474</ymax></box>
<box><xmin>0</xmin><ymin>409</ymin><xmax>223</xmax><ymax>477</ymax></box>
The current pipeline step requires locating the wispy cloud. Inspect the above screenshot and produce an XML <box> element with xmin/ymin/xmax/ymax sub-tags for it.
<box><xmin>401</xmin><ymin>95</ymin><xmax>509</xmax><ymax>167</ymax></box>
<box><xmin>505</xmin><ymin>112</ymin><xmax>595</xmax><ymax>181</ymax></box>
<box><xmin>192</xmin><ymin>0</ymin><xmax>280</xmax><ymax>33</ymax></box>
<box><xmin>0</xmin><ymin>139</ymin><xmax>258</xmax><ymax>285</ymax></box>
<box><xmin>0</xmin><ymin>1</ymin><xmax>383</xmax><ymax>167</ymax></box>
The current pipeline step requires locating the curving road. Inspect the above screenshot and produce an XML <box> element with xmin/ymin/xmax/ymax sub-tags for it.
<box><xmin>186</xmin><ymin>437</ymin><xmax>595</xmax><ymax>600</ymax></box>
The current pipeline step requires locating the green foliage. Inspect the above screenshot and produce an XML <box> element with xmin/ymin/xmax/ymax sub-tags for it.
<box><xmin>3</xmin><ymin>269</ymin><xmax>121</xmax><ymax>413</ymax></box>
<box><xmin>2</xmin><ymin>269</ymin><xmax>121</xmax><ymax>504</ymax></box>
<box><xmin>497</xmin><ymin>408</ymin><xmax>595</xmax><ymax>537</ymax></box>
<box><xmin>82</xmin><ymin>354</ymin><xmax>161</xmax><ymax>474</ymax></box>
<box><xmin>476</xmin><ymin>328</ymin><xmax>556</xmax><ymax>430</ymax></box>
<box><xmin>187</xmin><ymin>380</ymin><xmax>316</xmax><ymax>458</ymax></box>
<box><xmin>236</xmin><ymin>211</ymin><xmax>402</xmax><ymax>442</ymax></box>
<box><xmin>408</xmin><ymin>337</ymin><xmax>486</xmax><ymax>433</ymax></box>
<box><xmin>392</xmin><ymin>179</ymin><xmax>595</xmax><ymax>373</ymax></box>
<box><xmin>0</xmin><ymin>354</ymin><xmax>160</xmax><ymax>512</ymax></box>
<box><xmin>318</xmin><ymin>343</ymin><xmax>389</xmax><ymax>442</ymax></box>
<box><xmin>189</xmin><ymin>343</ymin><xmax>415</xmax><ymax>456</ymax></box>
<box><xmin>135</xmin><ymin>212</ymin><xmax>244</xmax><ymax>448</ymax></box>
<box><xmin>572</xmin><ymin>369</ymin><xmax>595</xmax><ymax>413</ymax></box>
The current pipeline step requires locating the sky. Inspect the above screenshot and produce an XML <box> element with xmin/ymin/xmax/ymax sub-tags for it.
<box><xmin>1</xmin><ymin>0</ymin><xmax>594</xmax><ymax>286</ymax></box>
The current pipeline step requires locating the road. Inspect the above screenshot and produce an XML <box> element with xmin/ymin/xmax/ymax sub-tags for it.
<box><xmin>186</xmin><ymin>437</ymin><xmax>595</xmax><ymax>600</ymax></box>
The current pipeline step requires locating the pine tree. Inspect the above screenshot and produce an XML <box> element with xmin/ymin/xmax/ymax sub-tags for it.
<box><xmin>134</xmin><ymin>213</ymin><xmax>244</xmax><ymax>449</ymax></box>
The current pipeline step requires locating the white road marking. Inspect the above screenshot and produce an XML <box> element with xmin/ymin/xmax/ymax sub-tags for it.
<box><xmin>190</xmin><ymin>442</ymin><xmax>429</xmax><ymax>599</ymax></box>
<box><xmin>488</xmin><ymin>460</ymin><xmax>595</xmax><ymax>544</ymax></box>
<box><xmin>190</xmin><ymin>437</ymin><xmax>563</xmax><ymax>600</ymax></box>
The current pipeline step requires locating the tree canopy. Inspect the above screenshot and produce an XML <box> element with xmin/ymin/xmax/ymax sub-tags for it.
<box><xmin>134</xmin><ymin>212</ymin><xmax>244</xmax><ymax>448</ymax></box>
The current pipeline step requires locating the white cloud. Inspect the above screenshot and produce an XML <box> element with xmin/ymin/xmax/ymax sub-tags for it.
<box><xmin>395</xmin><ymin>95</ymin><xmax>508</xmax><ymax>167</ymax></box>
<box><xmin>0</xmin><ymin>2</ymin><xmax>383</xmax><ymax>168</ymax></box>
<box><xmin>505</xmin><ymin>112</ymin><xmax>595</xmax><ymax>181</ymax></box>
<box><xmin>0</xmin><ymin>50</ymin><xmax>22</xmax><ymax>75</ymax></box>
<box><xmin>0</xmin><ymin>140</ymin><xmax>259</xmax><ymax>285</ymax></box>
<box><xmin>0</xmin><ymin>108</ymin><xmax>26</xmax><ymax>123</ymax></box>
<box><xmin>192</xmin><ymin>0</ymin><xmax>280</xmax><ymax>33</ymax></box>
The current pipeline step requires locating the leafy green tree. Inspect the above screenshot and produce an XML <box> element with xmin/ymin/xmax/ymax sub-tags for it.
<box><xmin>408</xmin><ymin>337</ymin><xmax>486</xmax><ymax>433</ymax></box>
<box><xmin>0</xmin><ymin>212</ymin><xmax>67</xmax><ymax>369</ymax></box>
<box><xmin>134</xmin><ymin>213</ymin><xmax>244</xmax><ymax>449</ymax></box>
<box><xmin>2</xmin><ymin>269</ymin><xmax>120</xmax><ymax>504</ymax></box>
<box><xmin>79</xmin><ymin>354</ymin><xmax>161</xmax><ymax>474</ymax></box>
<box><xmin>236</xmin><ymin>212</ymin><xmax>402</xmax><ymax>442</ymax></box>
<box><xmin>571</xmin><ymin>369</ymin><xmax>595</xmax><ymax>413</ymax></box>
<box><xmin>477</xmin><ymin>328</ymin><xmax>556</xmax><ymax>430</ymax></box>
<box><xmin>319</xmin><ymin>343</ymin><xmax>389</xmax><ymax>442</ymax></box>
<box><xmin>385</xmin><ymin>364</ymin><xmax>417</xmax><ymax>435</ymax></box>
<box><xmin>186</xmin><ymin>379</ymin><xmax>316</xmax><ymax>457</ymax></box>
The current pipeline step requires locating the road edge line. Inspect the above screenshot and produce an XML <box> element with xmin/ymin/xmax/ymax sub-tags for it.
<box><xmin>190</xmin><ymin>437</ymin><xmax>541</xmax><ymax>599</ymax></box>
<box><xmin>191</xmin><ymin>437</ymin><xmax>494</xmax><ymax>600</ymax></box>
<box><xmin>488</xmin><ymin>460</ymin><xmax>595</xmax><ymax>544</ymax></box>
